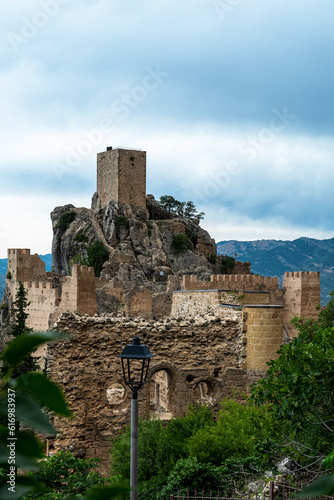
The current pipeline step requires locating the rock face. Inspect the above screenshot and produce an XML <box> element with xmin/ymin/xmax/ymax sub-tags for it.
<box><xmin>51</xmin><ymin>195</ymin><xmax>221</xmax><ymax>314</ymax></box>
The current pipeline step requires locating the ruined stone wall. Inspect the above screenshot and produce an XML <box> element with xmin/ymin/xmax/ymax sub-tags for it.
<box><xmin>97</xmin><ymin>148</ymin><xmax>146</xmax><ymax>208</ymax></box>
<box><xmin>7</xmin><ymin>248</ymin><xmax>45</xmax><ymax>282</ymax></box>
<box><xmin>48</xmin><ymin>313</ymin><xmax>246</xmax><ymax>473</ymax></box>
<box><xmin>282</xmin><ymin>271</ymin><xmax>320</xmax><ymax>338</ymax></box>
<box><xmin>231</xmin><ymin>261</ymin><xmax>252</xmax><ymax>275</ymax></box>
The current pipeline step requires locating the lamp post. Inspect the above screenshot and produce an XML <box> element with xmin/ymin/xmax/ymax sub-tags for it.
<box><xmin>118</xmin><ymin>336</ymin><xmax>154</xmax><ymax>500</ymax></box>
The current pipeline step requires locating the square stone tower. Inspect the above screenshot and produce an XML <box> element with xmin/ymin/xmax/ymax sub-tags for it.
<box><xmin>97</xmin><ymin>147</ymin><xmax>146</xmax><ymax>208</ymax></box>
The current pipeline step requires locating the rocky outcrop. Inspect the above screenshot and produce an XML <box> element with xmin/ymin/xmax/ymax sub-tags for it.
<box><xmin>51</xmin><ymin>195</ymin><xmax>221</xmax><ymax>315</ymax></box>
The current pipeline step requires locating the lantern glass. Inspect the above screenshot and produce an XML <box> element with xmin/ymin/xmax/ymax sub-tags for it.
<box><xmin>118</xmin><ymin>336</ymin><xmax>154</xmax><ymax>393</ymax></box>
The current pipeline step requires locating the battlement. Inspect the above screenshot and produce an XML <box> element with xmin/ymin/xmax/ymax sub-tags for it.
<box><xmin>4</xmin><ymin>250</ymin><xmax>97</xmax><ymax>330</ymax></box>
<box><xmin>7</xmin><ymin>248</ymin><xmax>46</xmax><ymax>282</ymax></box>
<box><xmin>182</xmin><ymin>274</ymin><xmax>279</xmax><ymax>291</ymax></box>
<box><xmin>284</xmin><ymin>271</ymin><xmax>320</xmax><ymax>282</ymax></box>
<box><xmin>72</xmin><ymin>265</ymin><xmax>95</xmax><ymax>279</ymax></box>
<box><xmin>282</xmin><ymin>270</ymin><xmax>320</xmax><ymax>338</ymax></box>
<box><xmin>8</xmin><ymin>248</ymin><xmax>31</xmax><ymax>256</ymax></box>
<box><xmin>23</xmin><ymin>281</ymin><xmax>54</xmax><ymax>290</ymax></box>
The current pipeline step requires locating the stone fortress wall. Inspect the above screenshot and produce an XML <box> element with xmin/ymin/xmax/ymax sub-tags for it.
<box><xmin>6</xmin><ymin>249</ymin><xmax>96</xmax><ymax>330</ymax></box>
<box><xmin>0</xmin><ymin>146</ymin><xmax>323</xmax><ymax>472</ymax></box>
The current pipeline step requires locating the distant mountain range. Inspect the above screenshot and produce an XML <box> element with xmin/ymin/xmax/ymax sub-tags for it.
<box><xmin>0</xmin><ymin>255</ymin><xmax>52</xmax><ymax>301</ymax></box>
<box><xmin>217</xmin><ymin>237</ymin><xmax>334</xmax><ymax>304</ymax></box>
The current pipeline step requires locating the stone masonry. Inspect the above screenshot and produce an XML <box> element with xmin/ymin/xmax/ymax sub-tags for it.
<box><xmin>48</xmin><ymin>312</ymin><xmax>246</xmax><ymax>473</ymax></box>
<box><xmin>97</xmin><ymin>148</ymin><xmax>146</xmax><ymax>208</ymax></box>
<box><xmin>5</xmin><ymin>249</ymin><xmax>96</xmax><ymax>330</ymax></box>
<box><xmin>282</xmin><ymin>271</ymin><xmax>321</xmax><ymax>337</ymax></box>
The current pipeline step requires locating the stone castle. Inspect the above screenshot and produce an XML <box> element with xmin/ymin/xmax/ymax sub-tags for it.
<box><xmin>0</xmin><ymin>147</ymin><xmax>321</xmax><ymax>472</ymax></box>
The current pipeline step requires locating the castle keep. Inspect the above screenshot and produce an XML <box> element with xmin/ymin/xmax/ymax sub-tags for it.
<box><xmin>97</xmin><ymin>148</ymin><xmax>146</xmax><ymax>208</ymax></box>
<box><xmin>0</xmin><ymin>147</ymin><xmax>322</xmax><ymax>472</ymax></box>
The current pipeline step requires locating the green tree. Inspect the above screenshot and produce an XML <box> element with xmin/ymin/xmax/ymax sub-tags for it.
<box><xmin>87</xmin><ymin>241</ymin><xmax>109</xmax><ymax>277</ymax></box>
<box><xmin>159</xmin><ymin>195</ymin><xmax>179</xmax><ymax>214</ymax></box>
<box><xmin>159</xmin><ymin>196</ymin><xmax>205</xmax><ymax>221</ymax></box>
<box><xmin>11</xmin><ymin>282</ymin><xmax>30</xmax><ymax>338</ymax></box>
<box><xmin>251</xmin><ymin>292</ymin><xmax>334</xmax><ymax>467</ymax></box>
<box><xmin>220</xmin><ymin>255</ymin><xmax>235</xmax><ymax>274</ymax></box>
<box><xmin>1</xmin><ymin>283</ymin><xmax>37</xmax><ymax>379</ymax></box>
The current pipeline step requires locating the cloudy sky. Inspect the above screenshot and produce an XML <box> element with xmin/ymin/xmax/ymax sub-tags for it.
<box><xmin>1</xmin><ymin>0</ymin><xmax>334</xmax><ymax>257</ymax></box>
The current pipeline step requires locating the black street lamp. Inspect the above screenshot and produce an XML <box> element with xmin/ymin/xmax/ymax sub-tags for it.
<box><xmin>118</xmin><ymin>337</ymin><xmax>154</xmax><ymax>500</ymax></box>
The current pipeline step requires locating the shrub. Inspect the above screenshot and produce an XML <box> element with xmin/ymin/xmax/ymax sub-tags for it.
<box><xmin>221</xmin><ymin>255</ymin><xmax>235</xmax><ymax>273</ymax></box>
<box><xmin>115</xmin><ymin>216</ymin><xmax>129</xmax><ymax>228</ymax></box>
<box><xmin>0</xmin><ymin>303</ymin><xmax>8</xmax><ymax>312</ymax></box>
<box><xmin>75</xmin><ymin>232</ymin><xmax>88</xmax><ymax>243</ymax></box>
<box><xmin>171</xmin><ymin>234</ymin><xmax>193</xmax><ymax>253</ymax></box>
<box><xmin>24</xmin><ymin>451</ymin><xmax>105</xmax><ymax>498</ymax></box>
<box><xmin>56</xmin><ymin>210</ymin><xmax>76</xmax><ymax>232</ymax></box>
<box><xmin>87</xmin><ymin>241</ymin><xmax>109</xmax><ymax>276</ymax></box>
<box><xmin>187</xmin><ymin>398</ymin><xmax>277</xmax><ymax>466</ymax></box>
<box><xmin>208</xmin><ymin>254</ymin><xmax>217</xmax><ymax>264</ymax></box>
<box><xmin>6</xmin><ymin>271</ymin><xmax>12</xmax><ymax>279</ymax></box>
<box><xmin>72</xmin><ymin>253</ymin><xmax>89</xmax><ymax>266</ymax></box>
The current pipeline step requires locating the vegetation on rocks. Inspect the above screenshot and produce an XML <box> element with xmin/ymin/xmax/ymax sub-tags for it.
<box><xmin>171</xmin><ymin>234</ymin><xmax>193</xmax><ymax>253</ymax></box>
<box><xmin>159</xmin><ymin>195</ymin><xmax>204</xmax><ymax>222</ymax></box>
<box><xmin>56</xmin><ymin>210</ymin><xmax>76</xmax><ymax>232</ymax></box>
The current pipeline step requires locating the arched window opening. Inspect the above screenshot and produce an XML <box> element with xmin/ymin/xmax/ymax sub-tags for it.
<box><xmin>149</xmin><ymin>370</ymin><xmax>173</xmax><ymax>420</ymax></box>
<box><xmin>194</xmin><ymin>381</ymin><xmax>213</xmax><ymax>404</ymax></box>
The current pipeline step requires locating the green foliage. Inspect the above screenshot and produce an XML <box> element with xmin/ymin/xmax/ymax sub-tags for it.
<box><xmin>12</xmin><ymin>282</ymin><xmax>30</xmax><ymax>338</ymax></box>
<box><xmin>24</xmin><ymin>451</ymin><xmax>105</xmax><ymax>498</ymax></box>
<box><xmin>0</xmin><ymin>331</ymin><xmax>128</xmax><ymax>499</ymax></box>
<box><xmin>296</xmin><ymin>474</ymin><xmax>334</xmax><ymax>497</ymax></box>
<box><xmin>159</xmin><ymin>195</ymin><xmax>205</xmax><ymax>221</ymax></box>
<box><xmin>56</xmin><ymin>210</ymin><xmax>76</xmax><ymax>232</ymax></box>
<box><xmin>187</xmin><ymin>398</ymin><xmax>276</xmax><ymax>466</ymax></box>
<box><xmin>0</xmin><ymin>304</ymin><xmax>8</xmax><ymax>312</ymax></box>
<box><xmin>220</xmin><ymin>255</ymin><xmax>236</xmax><ymax>273</ymax></box>
<box><xmin>87</xmin><ymin>241</ymin><xmax>109</xmax><ymax>277</ymax></box>
<box><xmin>111</xmin><ymin>404</ymin><xmax>213</xmax><ymax>499</ymax></box>
<box><xmin>208</xmin><ymin>253</ymin><xmax>217</xmax><ymax>264</ymax></box>
<box><xmin>171</xmin><ymin>234</ymin><xmax>193</xmax><ymax>253</ymax></box>
<box><xmin>6</xmin><ymin>272</ymin><xmax>12</xmax><ymax>280</ymax></box>
<box><xmin>75</xmin><ymin>233</ymin><xmax>89</xmax><ymax>243</ymax></box>
<box><xmin>72</xmin><ymin>253</ymin><xmax>89</xmax><ymax>266</ymax></box>
<box><xmin>157</xmin><ymin>457</ymin><xmax>224</xmax><ymax>499</ymax></box>
<box><xmin>115</xmin><ymin>216</ymin><xmax>129</xmax><ymax>228</ymax></box>
<box><xmin>110</xmin><ymin>401</ymin><xmax>275</xmax><ymax>499</ymax></box>
<box><xmin>0</xmin><ymin>283</ymin><xmax>38</xmax><ymax>380</ymax></box>
<box><xmin>251</xmin><ymin>292</ymin><xmax>334</xmax><ymax>465</ymax></box>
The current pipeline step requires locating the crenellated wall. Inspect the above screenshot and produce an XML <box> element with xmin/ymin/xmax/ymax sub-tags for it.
<box><xmin>182</xmin><ymin>274</ymin><xmax>279</xmax><ymax>292</ymax></box>
<box><xmin>5</xmin><ymin>250</ymin><xmax>97</xmax><ymax>331</ymax></box>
